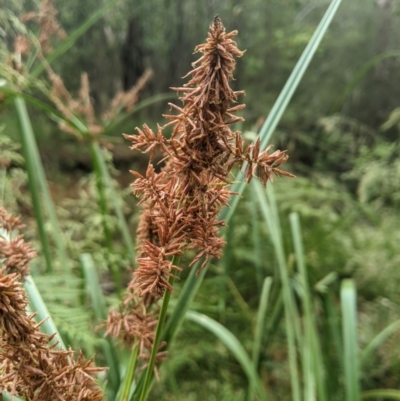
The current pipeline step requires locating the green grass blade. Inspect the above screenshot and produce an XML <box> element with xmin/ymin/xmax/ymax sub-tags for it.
<box><xmin>137</xmin><ymin>256</ymin><xmax>181</xmax><ymax>401</ymax></box>
<box><xmin>186</xmin><ymin>310</ymin><xmax>268</xmax><ymax>401</ymax></box>
<box><xmin>258</xmin><ymin>0</ymin><xmax>342</xmax><ymax>151</ymax></box>
<box><xmin>130</xmin><ymin>263</ymin><xmax>206</xmax><ymax>400</ymax></box>
<box><xmin>90</xmin><ymin>141</ymin><xmax>136</xmax><ymax>265</ymax></box>
<box><xmin>80</xmin><ymin>254</ymin><xmax>109</xmax><ymax>321</ymax></box>
<box><xmin>218</xmin><ymin>218</ymin><xmax>234</xmax><ymax>319</ymax></box>
<box><xmin>320</xmin><ymin>290</ymin><xmax>344</xmax><ymax>397</ymax></box>
<box><xmin>290</xmin><ymin>212</ymin><xmax>314</xmax><ymax>401</ymax></box>
<box><xmin>361</xmin><ymin>319</ymin><xmax>400</xmax><ymax>366</ymax></box>
<box><xmin>290</xmin><ymin>213</ymin><xmax>327</xmax><ymax>401</ymax></box>
<box><xmin>1</xmin><ymin>393</ymin><xmax>24</xmax><ymax>401</ymax></box>
<box><xmin>251</xmin><ymin>185</ymin><xmax>264</xmax><ymax>291</ymax></box>
<box><xmin>252</xmin><ymin>277</ymin><xmax>273</xmax><ymax>368</ymax></box>
<box><xmin>341</xmin><ymin>279</ymin><xmax>360</xmax><ymax>401</ymax></box>
<box><xmin>25</xmin><ymin>274</ymin><xmax>65</xmax><ymax>349</ymax></box>
<box><xmin>264</xmin><ymin>289</ymin><xmax>284</xmax><ymax>343</ymax></box>
<box><xmin>118</xmin><ymin>342</ymin><xmax>139</xmax><ymax>401</ymax></box>
<box><xmin>80</xmin><ymin>253</ymin><xmax>121</xmax><ymax>396</ymax></box>
<box><xmin>253</xmin><ymin>180</ymin><xmax>301</xmax><ymax>401</ymax></box>
<box><xmin>14</xmin><ymin>97</ymin><xmax>70</xmax><ymax>272</ymax></box>
<box><xmin>162</xmin><ymin>262</ymin><xmax>207</xmax><ymax>345</ymax></box>
<box><xmin>14</xmin><ymin>96</ymin><xmax>53</xmax><ymax>273</ymax></box>
<box><xmin>221</xmin><ymin>0</ymin><xmax>343</xmax><ymax>223</ymax></box>
<box><xmin>0</xmin><ymin>85</ymin><xmax>62</xmax><ymax>116</ymax></box>
<box><xmin>29</xmin><ymin>0</ymin><xmax>119</xmax><ymax>81</ymax></box>
<box><xmin>361</xmin><ymin>390</ymin><xmax>400</xmax><ymax>399</ymax></box>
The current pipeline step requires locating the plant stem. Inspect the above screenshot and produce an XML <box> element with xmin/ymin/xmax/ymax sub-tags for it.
<box><xmin>14</xmin><ymin>97</ymin><xmax>53</xmax><ymax>273</ymax></box>
<box><xmin>25</xmin><ymin>275</ymin><xmax>65</xmax><ymax>349</ymax></box>
<box><xmin>80</xmin><ymin>253</ymin><xmax>121</xmax><ymax>392</ymax></box>
<box><xmin>138</xmin><ymin>256</ymin><xmax>181</xmax><ymax>401</ymax></box>
<box><xmin>118</xmin><ymin>341</ymin><xmax>139</xmax><ymax>401</ymax></box>
<box><xmin>14</xmin><ymin>96</ymin><xmax>70</xmax><ymax>273</ymax></box>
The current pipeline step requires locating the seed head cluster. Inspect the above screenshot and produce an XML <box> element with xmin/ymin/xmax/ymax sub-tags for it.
<box><xmin>0</xmin><ymin>207</ymin><xmax>104</xmax><ymax>401</ymax></box>
<box><xmin>45</xmin><ymin>67</ymin><xmax>153</xmax><ymax>139</ymax></box>
<box><xmin>21</xmin><ymin>0</ymin><xmax>66</xmax><ymax>54</ymax></box>
<box><xmin>105</xmin><ymin>18</ymin><xmax>293</xmax><ymax>370</ymax></box>
<box><xmin>124</xmin><ymin>16</ymin><xmax>293</xmax><ymax>299</ymax></box>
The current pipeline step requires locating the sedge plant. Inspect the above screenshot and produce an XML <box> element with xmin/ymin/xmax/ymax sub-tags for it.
<box><xmin>6</xmin><ymin>1</ymin><xmax>400</xmax><ymax>401</ymax></box>
<box><xmin>105</xmin><ymin>16</ymin><xmax>293</xmax><ymax>401</ymax></box>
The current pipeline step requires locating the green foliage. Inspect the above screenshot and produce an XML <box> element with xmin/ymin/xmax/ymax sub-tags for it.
<box><xmin>33</xmin><ymin>274</ymin><xmax>100</xmax><ymax>354</ymax></box>
<box><xmin>2</xmin><ymin>0</ymin><xmax>400</xmax><ymax>400</ymax></box>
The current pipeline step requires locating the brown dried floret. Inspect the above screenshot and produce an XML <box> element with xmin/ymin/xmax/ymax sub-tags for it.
<box><xmin>0</xmin><ymin>208</ymin><xmax>105</xmax><ymax>401</ymax></box>
<box><xmin>21</xmin><ymin>0</ymin><xmax>67</xmax><ymax>53</ymax></box>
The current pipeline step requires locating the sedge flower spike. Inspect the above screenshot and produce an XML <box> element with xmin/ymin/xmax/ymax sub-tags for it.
<box><xmin>124</xmin><ymin>16</ymin><xmax>294</xmax><ymax>300</ymax></box>
<box><xmin>105</xmin><ymin>16</ymin><xmax>294</xmax><ymax>373</ymax></box>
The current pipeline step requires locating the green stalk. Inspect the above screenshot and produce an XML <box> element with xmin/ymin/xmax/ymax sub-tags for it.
<box><xmin>186</xmin><ymin>311</ymin><xmax>268</xmax><ymax>401</ymax></box>
<box><xmin>251</xmin><ymin>277</ymin><xmax>272</xmax><ymax>369</ymax></box>
<box><xmin>118</xmin><ymin>342</ymin><xmax>140</xmax><ymax>401</ymax></box>
<box><xmin>251</xmin><ymin>185</ymin><xmax>263</xmax><ymax>291</ymax></box>
<box><xmin>321</xmin><ymin>290</ymin><xmax>343</xmax><ymax>396</ymax></box>
<box><xmin>163</xmin><ymin>261</ymin><xmax>207</xmax><ymax>345</ymax></box>
<box><xmin>80</xmin><ymin>253</ymin><xmax>121</xmax><ymax>394</ymax></box>
<box><xmin>219</xmin><ymin>219</ymin><xmax>233</xmax><ymax>319</ymax></box>
<box><xmin>14</xmin><ymin>97</ymin><xmax>53</xmax><ymax>273</ymax></box>
<box><xmin>14</xmin><ymin>96</ymin><xmax>69</xmax><ymax>272</ymax></box>
<box><xmin>25</xmin><ymin>274</ymin><xmax>65</xmax><ymax>349</ymax></box>
<box><xmin>290</xmin><ymin>213</ymin><xmax>327</xmax><ymax>401</ymax></box>
<box><xmin>253</xmin><ymin>180</ymin><xmax>301</xmax><ymax>401</ymax></box>
<box><xmin>264</xmin><ymin>290</ymin><xmax>284</xmax><ymax>343</ymax></box>
<box><xmin>361</xmin><ymin>319</ymin><xmax>400</xmax><ymax>366</ymax></box>
<box><xmin>138</xmin><ymin>256</ymin><xmax>181</xmax><ymax>401</ymax></box>
<box><xmin>361</xmin><ymin>389</ymin><xmax>400</xmax><ymax>399</ymax></box>
<box><xmin>249</xmin><ymin>277</ymin><xmax>272</xmax><ymax>400</ymax></box>
<box><xmin>341</xmin><ymin>279</ymin><xmax>360</xmax><ymax>401</ymax></box>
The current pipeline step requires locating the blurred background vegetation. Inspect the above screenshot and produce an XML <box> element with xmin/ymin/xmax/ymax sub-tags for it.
<box><xmin>2</xmin><ymin>0</ymin><xmax>400</xmax><ymax>400</ymax></box>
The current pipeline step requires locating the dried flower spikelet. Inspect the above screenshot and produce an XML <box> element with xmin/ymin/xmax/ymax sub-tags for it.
<box><xmin>0</xmin><ymin>207</ymin><xmax>35</xmax><ymax>278</ymax></box>
<box><xmin>79</xmin><ymin>72</ymin><xmax>96</xmax><ymax>126</ymax></box>
<box><xmin>103</xmin><ymin>68</ymin><xmax>153</xmax><ymax>121</ymax></box>
<box><xmin>124</xmin><ymin>16</ymin><xmax>243</xmax><ymax>300</ymax></box>
<box><xmin>103</xmin><ymin>285</ymin><xmax>166</xmax><ymax>376</ymax></box>
<box><xmin>14</xmin><ymin>35</ymin><xmax>31</xmax><ymax>56</ymax></box>
<box><xmin>21</xmin><ymin>0</ymin><xmax>66</xmax><ymax>53</ymax></box>
<box><xmin>45</xmin><ymin>64</ymin><xmax>151</xmax><ymax>139</ymax></box>
<box><xmin>0</xmin><ymin>208</ymin><xmax>105</xmax><ymax>401</ymax></box>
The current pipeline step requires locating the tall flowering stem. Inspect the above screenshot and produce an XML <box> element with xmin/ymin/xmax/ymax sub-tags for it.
<box><xmin>108</xmin><ymin>16</ymin><xmax>293</xmax><ymax>399</ymax></box>
<box><xmin>137</xmin><ymin>255</ymin><xmax>180</xmax><ymax>401</ymax></box>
